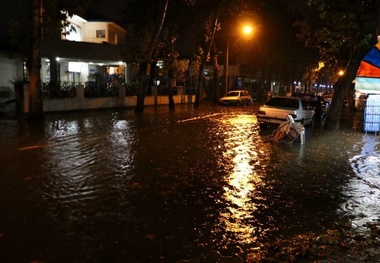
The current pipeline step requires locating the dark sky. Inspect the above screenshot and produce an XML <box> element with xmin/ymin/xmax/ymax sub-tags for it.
<box><xmin>87</xmin><ymin>0</ymin><xmax>309</xmax><ymax>22</ymax></box>
<box><xmin>287</xmin><ymin>0</ymin><xmax>309</xmax><ymax>9</ymax></box>
<box><xmin>88</xmin><ymin>0</ymin><xmax>126</xmax><ymax>22</ymax></box>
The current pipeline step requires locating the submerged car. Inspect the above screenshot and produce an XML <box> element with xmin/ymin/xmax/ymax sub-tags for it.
<box><xmin>219</xmin><ymin>90</ymin><xmax>252</xmax><ymax>106</ymax></box>
<box><xmin>256</xmin><ymin>96</ymin><xmax>315</xmax><ymax>129</ymax></box>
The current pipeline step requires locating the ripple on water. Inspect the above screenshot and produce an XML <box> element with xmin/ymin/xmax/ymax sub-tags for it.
<box><xmin>39</xmin><ymin>119</ymin><xmax>136</xmax><ymax>207</ymax></box>
<box><xmin>345</xmin><ymin>134</ymin><xmax>380</xmax><ymax>227</ymax></box>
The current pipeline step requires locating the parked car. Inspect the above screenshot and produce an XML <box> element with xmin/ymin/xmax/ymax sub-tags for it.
<box><xmin>219</xmin><ymin>90</ymin><xmax>252</xmax><ymax>106</ymax></box>
<box><xmin>291</xmin><ymin>93</ymin><xmax>328</xmax><ymax>119</ymax></box>
<box><xmin>256</xmin><ymin>96</ymin><xmax>315</xmax><ymax>129</ymax></box>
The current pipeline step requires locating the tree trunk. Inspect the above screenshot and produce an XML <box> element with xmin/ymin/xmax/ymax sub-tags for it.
<box><xmin>168</xmin><ymin>70</ymin><xmax>175</xmax><ymax>110</ymax></box>
<box><xmin>193</xmin><ymin>63</ymin><xmax>204</xmax><ymax>108</ymax></box>
<box><xmin>323</xmin><ymin>77</ymin><xmax>346</xmax><ymax>130</ymax></box>
<box><xmin>168</xmin><ymin>39</ymin><xmax>175</xmax><ymax>110</ymax></box>
<box><xmin>135</xmin><ymin>62</ymin><xmax>149</xmax><ymax>113</ymax></box>
<box><xmin>213</xmin><ymin>54</ymin><xmax>220</xmax><ymax>104</ymax></box>
<box><xmin>323</xmin><ymin>50</ymin><xmax>365</xmax><ymax>130</ymax></box>
<box><xmin>27</xmin><ymin>0</ymin><xmax>44</xmax><ymax>122</ymax></box>
<box><xmin>194</xmin><ymin>15</ymin><xmax>218</xmax><ymax>108</ymax></box>
<box><xmin>135</xmin><ymin>0</ymin><xmax>168</xmax><ymax>113</ymax></box>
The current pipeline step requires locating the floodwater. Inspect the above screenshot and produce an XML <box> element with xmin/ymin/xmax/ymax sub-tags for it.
<box><xmin>0</xmin><ymin>103</ymin><xmax>379</xmax><ymax>262</ymax></box>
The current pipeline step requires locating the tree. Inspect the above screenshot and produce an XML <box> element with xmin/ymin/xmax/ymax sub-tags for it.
<box><xmin>27</xmin><ymin>0</ymin><xmax>44</xmax><ymax>122</ymax></box>
<box><xmin>11</xmin><ymin>0</ymin><xmax>90</xmax><ymax>122</ymax></box>
<box><xmin>123</xmin><ymin>0</ymin><xmax>171</xmax><ymax>113</ymax></box>
<box><xmin>193</xmin><ymin>15</ymin><xmax>220</xmax><ymax>108</ymax></box>
<box><xmin>297</xmin><ymin>0</ymin><xmax>379</xmax><ymax>129</ymax></box>
<box><xmin>191</xmin><ymin>0</ymin><xmax>262</xmax><ymax>107</ymax></box>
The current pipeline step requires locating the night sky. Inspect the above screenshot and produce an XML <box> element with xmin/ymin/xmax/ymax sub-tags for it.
<box><xmin>87</xmin><ymin>0</ymin><xmax>309</xmax><ymax>22</ymax></box>
<box><xmin>88</xmin><ymin>0</ymin><xmax>127</xmax><ymax>22</ymax></box>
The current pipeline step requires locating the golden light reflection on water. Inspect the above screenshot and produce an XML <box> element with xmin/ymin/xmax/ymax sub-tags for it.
<box><xmin>218</xmin><ymin>114</ymin><xmax>264</xmax><ymax>245</ymax></box>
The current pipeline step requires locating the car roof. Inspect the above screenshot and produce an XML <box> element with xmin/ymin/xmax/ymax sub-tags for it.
<box><xmin>228</xmin><ymin>89</ymin><xmax>249</xmax><ymax>92</ymax></box>
<box><xmin>291</xmin><ymin>93</ymin><xmax>321</xmax><ymax>98</ymax></box>
<box><xmin>272</xmin><ymin>96</ymin><xmax>300</xmax><ymax>100</ymax></box>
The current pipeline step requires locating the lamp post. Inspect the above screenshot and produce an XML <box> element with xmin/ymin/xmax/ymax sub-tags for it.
<box><xmin>225</xmin><ymin>24</ymin><xmax>254</xmax><ymax>94</ymax></box>
<box><xmin>225</xmin><ymin>40</ymin><xmax>230</xmax><ymax>94</ymax></box>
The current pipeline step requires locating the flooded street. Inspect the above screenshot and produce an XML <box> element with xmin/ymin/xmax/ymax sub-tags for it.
<box><xmin>0</xmin><ymin>103</ymin><xmax>379</xmax><ymax>262</ymax></box>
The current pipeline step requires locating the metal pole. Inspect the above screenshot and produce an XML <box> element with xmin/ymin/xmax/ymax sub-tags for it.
<box><xmin>225</xmin><ymin>40</ymin><xmax>229</xmax><ymax>94</ymax></box>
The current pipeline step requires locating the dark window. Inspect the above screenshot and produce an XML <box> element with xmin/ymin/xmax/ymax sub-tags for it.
<box><xmin>266</xmin><ymin>97</ymin><xmax>299</xmax><ymax>109</ymax></box>
<box><xmin>96</xmin><ymin>30</ymin><xmax>105</xmax><ymax>38</ymax></box>
<box><xmin>226</xmin><ymin>91</ymin><xmax>239</xmax><ymax>97</ymax></box>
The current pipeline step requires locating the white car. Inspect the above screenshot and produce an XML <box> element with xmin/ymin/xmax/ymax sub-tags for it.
<box><xmin>256</xmin><ymin>96</ymin><xmax>315</xmax><ymax>129</ymax></box>
<box><xmin>219</xmin><ymin>90</ymin><xmax>252</xmax><ymax>106</ymax></box>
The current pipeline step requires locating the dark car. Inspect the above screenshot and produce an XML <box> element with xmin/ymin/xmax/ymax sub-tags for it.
<box><xmin>291</xmin><ymin>93</ymin><xmax>328</xmax><ymax>119</ymax></box>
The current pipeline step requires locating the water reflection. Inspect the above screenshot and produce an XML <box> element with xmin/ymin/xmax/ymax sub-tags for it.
<box><xmin>217</xmin><ymin>114</ymin><xmax>266</xmax><ymax>246</ymax></box>
<box><xmin>42</xmin><ymin>119</ymin><xmax>101</xmax><ymax>202</ymax></box>
<box><xmin>347</xmin><ymin>134</ymin><xmax>380</xmax><ymax>227</ymax></box>
<box><xmin>0</xmin><ymin>105</ymin><xmax>374</xmax><ymax>262</ymax></box>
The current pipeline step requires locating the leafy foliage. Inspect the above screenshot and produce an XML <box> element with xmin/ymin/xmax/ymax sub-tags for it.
<box><xmin>298</xmin><ymin>0</ymin><xmax>378</xmax><ymax>68</ymax></box>
<box><xmin>296</xmin><ymin>0</ymin><xmax>380</xmax><ymax>129</ymax></box>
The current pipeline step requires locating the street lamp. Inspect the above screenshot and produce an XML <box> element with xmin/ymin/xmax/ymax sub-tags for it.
<box><xmin>242</xmin><ymin>25</ymin><xmax>253</xmax><ymax>35</ymax></box>
<box><xmin>225</xmin><ymin>24</ymin><xmax>254</xmax><ymax>94</ymax></box>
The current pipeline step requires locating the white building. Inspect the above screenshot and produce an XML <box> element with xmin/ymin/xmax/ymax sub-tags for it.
<box><xmin>39</xmin><ymin>14</ymin><xmax>128</xmax><ymax>87</ymax></box>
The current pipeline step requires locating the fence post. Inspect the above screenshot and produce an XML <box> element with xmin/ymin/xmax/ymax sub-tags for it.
<box><xmin>23</xmin><ymin>83</ymin><xmax>29</xmax><ymax>113</ymax></box>
<box><xmin>118</xmin><ymin>84</ymin><xmax>125</xmax><ymax>97</ymax></box>
<box><xmin>76</xmin><ymin>84</ymin><xmax>84</xmax><ymax>99</ymax></box>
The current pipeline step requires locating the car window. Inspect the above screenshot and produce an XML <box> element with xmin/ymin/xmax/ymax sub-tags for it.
<box><xmin>301</xmin><ymin>99</ymin><xmax>310</xmax><ymax>110</ymax></box>
<box><xmin>226</xmin><ymin>92</ymin><xmax>239</xmax><ymax>97</ymax></box>
<box><xmin>265</xmin><ymin>97</ymin><xmax>299</xmax><ymax>109</ymax></box>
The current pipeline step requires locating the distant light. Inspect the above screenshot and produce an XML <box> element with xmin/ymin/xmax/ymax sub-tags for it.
<box><xmin>68</xmin><ymin>62</ymin><xmax>83</xmax><ymax>73</ymax></box>
<box><xmin>242</xmin><ymin>25</ymin><xmax>253</xmax><ymax>35</ymax></box>
<box><xmin>338</xmin><ymin>70</ymin><xmax>345</xmax><ymax>76</ymax></box>
<box><xmin>109</xmin><ymin>67</ymin><xmax>115</xmax><ymax>74</ymax></box>
<box><xmin>56</xmin><ymin>57</ymin><xmax>60</xmax><ymax>61</ymax></box>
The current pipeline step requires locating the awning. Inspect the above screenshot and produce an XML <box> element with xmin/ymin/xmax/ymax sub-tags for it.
<box><xmin>355</xmin><ymin>43</ymin><xmax>380</xmax><ymax>93</ymax></box>
<box><xmin>355</xmin><ymin>77</ymin><xmax>380</xmax><ymax>94</ymax></box>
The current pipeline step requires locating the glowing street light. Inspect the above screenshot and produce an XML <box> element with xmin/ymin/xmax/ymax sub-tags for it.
<box><xmin>242</xmin><ymin>25</ymin><xmax>253</xmax><ymax>35</ymax></box>
<box><xmin>225</xmin><ymin>24</ymin><xmax>254</xmax><ymax>93</ymax></box>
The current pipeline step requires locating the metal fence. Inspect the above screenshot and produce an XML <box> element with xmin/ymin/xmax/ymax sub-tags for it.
<box><xmin>42</xmin><ymin>82</ymin><xmax>77</xmax><ymax>99</ymax></box>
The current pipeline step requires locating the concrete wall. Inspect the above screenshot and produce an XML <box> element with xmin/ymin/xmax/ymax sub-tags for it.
<box><xmin>22</xmin><ymin>84</ymin><xmax>196</xmax><ymax>113</ymax></box>
<box><xmin>0</xmin><ymin>52</ymin><xmax>23</xmax><ymax>97</ymax></box>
